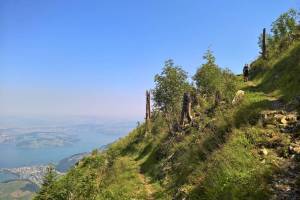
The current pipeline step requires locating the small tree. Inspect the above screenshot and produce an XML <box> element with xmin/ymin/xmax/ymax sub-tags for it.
<box><xmin>193</xmin><ymin>50</ymin><xmax>222</xmax><ymax>95</ymax></box>
<box><xmin>271</xmin><ymin>9</ymin><xmax>298</xmax><ymax>41</ymax></box>
<box><xmin>35</xmin><ymin>165</ymin><xmax>57</xmax><ymax>200</ymax></box>
<box><xmin>193</xmin><ymin>50</ymin><xmax>238</xmax><ymax>103</ymax></box>
<box><xmin>220</xmin><ymin>68</ymin><xmax>238</xmax><ymax>102</ymax></box>
<box><xmin>269</xmin><ymin>9</ymin><xmax>300</xmax><ymax>54</ymax></box>
<box><xmin>152</xmin><ymin>59</ymin><xmax>190</xmax><ymax>130</ymax></box>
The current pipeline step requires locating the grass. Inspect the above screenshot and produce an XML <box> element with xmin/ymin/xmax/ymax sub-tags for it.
<box><xmin>96</xmin><ymin>156</ymin><xmax>149</xmax><ymax>200</ymax></box>
<box><xmin>188</xmin><ymin>129</ymin><xmax>272</xmax><ymax>200</ymax></box>
<box><xmin>252</xmin><ymin>42</ymin><xmax>300</xmax><ymax>102</ymax></box>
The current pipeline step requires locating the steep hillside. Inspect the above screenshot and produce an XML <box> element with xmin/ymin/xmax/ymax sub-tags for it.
<box><xmin>34</xmin><ymin>12</ymin><xmax>300</xmax><ymax>200</ymax></box>
<box><xmin>34</xmin><ymin>43</ymin><xmax>300</xmax><ymax>200</ymax></box>
<box><xmin>251</xmin><ymin>42</ymin><xmax>300</xmax><ymax>103</ymax></box>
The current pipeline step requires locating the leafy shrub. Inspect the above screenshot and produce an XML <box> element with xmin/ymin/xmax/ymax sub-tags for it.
<box><xmin>152</xmin><ymin>59</ymin><xmax>191</xmax><ymax>128</ymax></box>
<box><xmin>193</xmin><ymin>50</ymin><xmax>238</xmax><ymax>103</ymax></box>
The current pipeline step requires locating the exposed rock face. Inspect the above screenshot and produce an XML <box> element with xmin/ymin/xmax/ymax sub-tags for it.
<box><xmin>232</xmin><ymin>90</ymin><xmax>245</xmax><ymax>105</ymax></box>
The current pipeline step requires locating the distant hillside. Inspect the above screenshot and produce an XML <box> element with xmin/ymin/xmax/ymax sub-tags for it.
<box><xmin>55</xmin><ymin>153</ymin><xmax>89</xmax><ymax>173</ymax></box>
<box><xmin>34</xmin><ymin>9</ymin><xmax>300</xmax><ymax>200</ymax></box>
<box><xmin>56</xmin><ymin>144</ymin><xmax>109</xmax><ymax>172</ymax></box>
<box><xmin>0</xmin><ymin>180</ymin><xmax>38</xmax><ymax>200</ymax></box>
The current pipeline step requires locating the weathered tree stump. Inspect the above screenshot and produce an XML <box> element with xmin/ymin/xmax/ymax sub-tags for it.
<box><xmin>145</xmin><ymin>90</ymin><xmax>151</xmax><ymax>131</ymax></box>
<box><xmin>180</xmin><ymin>92</ymin><xmax>193</xmax><ymax>126</ymax></box>
<box><xmin>262</xmin><ymin>28</ymin><xmax>267</xmax><ymax>59</ymax></box>
<box><xmin>214</xmin><ymin>90</ymin><xmax>221</xmax><ymax>107</ymax></box>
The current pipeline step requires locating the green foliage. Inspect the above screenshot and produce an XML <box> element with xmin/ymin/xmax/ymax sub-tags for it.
<box><xmin>96</xmin><ymin>157</ymin><xmax>150</xmax><ymax>200</ymax></box>
<box><xmin>233</xmin><ymin>92</ymin><xmax>270</xmax><ymax>127</ymax></box>
<box><xmin>251</xmin><ymin>42</ymin><xmax>300</xmax><ymax>102</ymax></box>
<box><xmin>271</xmin><ymin>9</ymin><xmax>299</xmax><ymax>42</ymax></box>
<box><xmin>259</xmin><ymin>9</ymin><xmax>300</xmax><ymax>58</ymax></box>
<box><xmin>152</xmin><ymin>59</ymin><xmax>191</xmax><ymax>126</ymax></box>
<box><xmin>193</xmin><ymin>49</ymin><xmax>221</xmax><ymax>94</ymax></box>
<box><xmin>193</xmin><ymin>50</ymin><xmax>238</xmax><ymax>102</ymax></box>
<box><xmin>34</xmin><ymin>166</ymin><xmax>57</xmax><ymax>200</ymax></box>
<box><xmin>190</xmin><ymin>130</ymin><xmax>271</xmax><ymax>200</ymax></box>
<box><xmin>220</xmin><ymin>68</ymin><xmax>240</xmax><ymax>102</ymax></box>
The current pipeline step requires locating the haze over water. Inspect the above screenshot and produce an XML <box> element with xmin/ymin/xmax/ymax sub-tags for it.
<box><xmin>0</xmin><ymin>117</ymin><xmax>136</xmax><ymax>168</ymax></box>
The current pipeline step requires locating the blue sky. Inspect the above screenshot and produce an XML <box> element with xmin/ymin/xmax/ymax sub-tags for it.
<box><xmin>0</xmin><ymin>0</ymin><xmax>298</xmax><ymax>119</ymax></box>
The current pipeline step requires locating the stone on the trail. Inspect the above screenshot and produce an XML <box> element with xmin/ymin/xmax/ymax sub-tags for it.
<box><xmin>274</xmin><ymin>114</ymin><xmax>286</xmax><ymax>122</ymax></box>
<box><xmin>263</xmin><ymin>148</ymin><xmax>268</xmax><ymax>155</ymax></box>
<box><xmin>280</xmin><ymin>117</ymin><xmax>288</xmax><ymax>125</ymax></box>
<box><xmin>232</xmin><ymin>90</ymin><xmax>245</xmax><ymax>105</ymax></box>
<box><xmin>261</xmin><ymin>110</ymin><xmax>299</xmax><ymax>133</ymax></box>
<box><xmin>260</xmin><ymin>148</ymin><xmax>268</xmax><ymax>156</ymax></box>
<box><xmin>286</xmin><ymin>114</ymin><xmax>298</xmax><ymax>124</ymax></box>
<box><xmin>293</xmin><ymin>147</ymin><xmax>300</xmax><ymax>154</ymax></box>
<box><xmin>261</xmin><ymin>110</ymin><xmax>280</xmax><ymax>125</ymax></box>
<box><xmin>289</xmin><ymin>143</ymin><xmax>300</xmax><ymax>155</ymax></box>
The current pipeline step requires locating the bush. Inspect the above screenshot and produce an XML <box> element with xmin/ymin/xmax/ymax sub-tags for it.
<box><xmin>152</xmin><ymin>59</ymin><xmax>191</xmax><ymax>128</ymax></box>
<box><xmin>193</xmin><ymin>50</ymin><xmax>238</xmax><ymax>103</ymax></box>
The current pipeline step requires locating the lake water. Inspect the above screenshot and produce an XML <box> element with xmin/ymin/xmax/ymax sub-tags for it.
<box><xmin>0</xmin><ymin>122</ymin><xmax>136</xmax><ymax>169</ymax></box>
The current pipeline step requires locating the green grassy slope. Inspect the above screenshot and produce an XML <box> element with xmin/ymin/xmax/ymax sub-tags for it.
<box><xmin>251</xmin><ymin>42</ymin><xmax>300</xmax><ymax>102</ymax></box>
<box><xmin>34</xmin><ymin>43</ymin><xmax>300</xmax><ymax>200</ymax></box>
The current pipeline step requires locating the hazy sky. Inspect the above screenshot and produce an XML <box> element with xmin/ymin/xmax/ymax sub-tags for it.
<box><xmin>0</xmin><ymin>0</ymin><xmax>298</xmax><ymax>119</ymax></box>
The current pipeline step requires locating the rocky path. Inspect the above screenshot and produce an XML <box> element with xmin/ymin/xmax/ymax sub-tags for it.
<box><xmin>270</xmin><ymin>158</ymin><xmax>300</xmax><ymax>200</ymax></box>
<box><xmin>261</xmin><ymin>105</ymin><xmax>300</xmax><ymax>199</ymax></box>
<box><xmin>245</xmin><ymin>81</ymin><xmax>300</xmax><ymax>199</ymax></box>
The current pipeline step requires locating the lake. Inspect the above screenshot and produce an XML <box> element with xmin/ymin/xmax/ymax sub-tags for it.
<box><xmin>0</xmin><ymin>121</ymin><xmax>136</xmax><ymax>169</ymax></box>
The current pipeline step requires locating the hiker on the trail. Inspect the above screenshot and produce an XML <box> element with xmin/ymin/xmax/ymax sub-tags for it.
<box><xmin>243</xmin><ymin>64</ymin><xmax>249</xmax><ymax>82</ymax></box>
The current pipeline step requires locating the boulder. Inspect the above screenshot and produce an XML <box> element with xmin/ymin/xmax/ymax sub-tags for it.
<box><xmin>232</xmin><ymin>90</ymin><xmax>245</xmax><ymax>105</ymax></box>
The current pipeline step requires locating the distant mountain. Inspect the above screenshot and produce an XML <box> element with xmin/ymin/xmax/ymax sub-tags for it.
<box><xmin>0</xmin><ymin>180</ymin><xmax>38</xmax><ymax>200</ymax></box>
<box><xmin>55</xmin><ymin>152</ymin><xmax>88</xmax><ymax>173</ymax></box>
<box><xmin>55</xmin><ymin>144</ymin><xmax>110</xmax><ymax>172</ymax></box>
